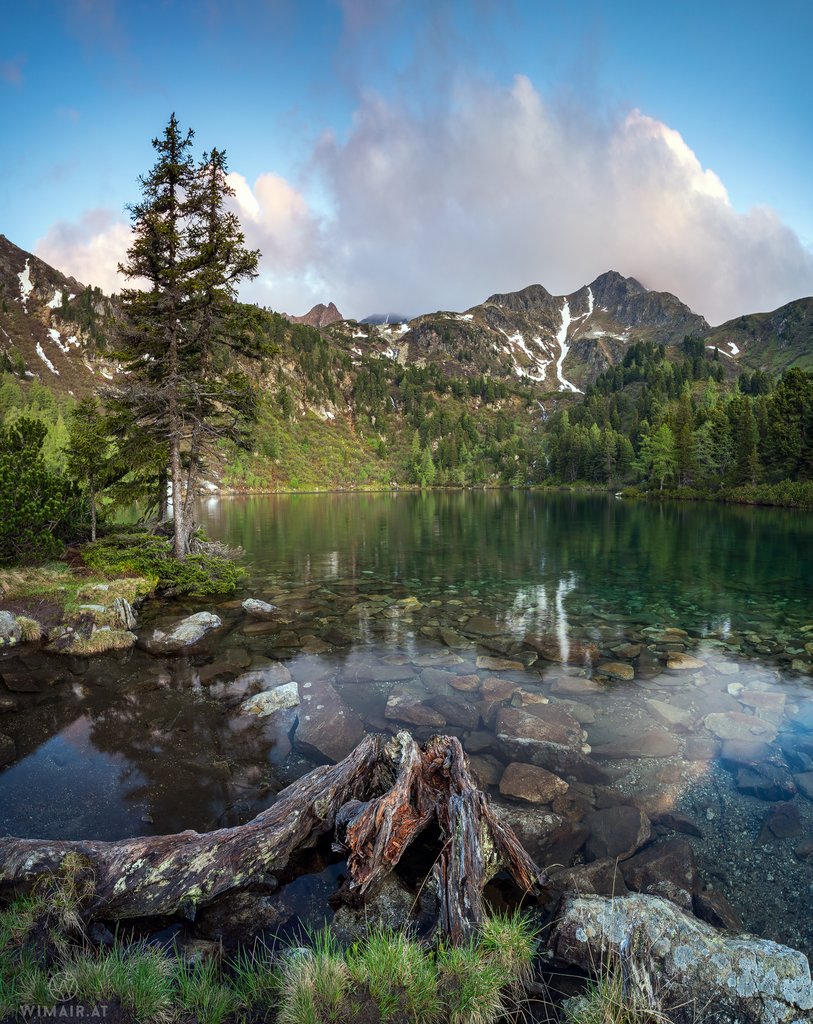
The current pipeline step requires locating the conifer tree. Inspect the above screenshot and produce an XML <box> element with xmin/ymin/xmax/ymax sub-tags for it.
<box><xmin>65</xmin><ymin>397</ymin><xmax>111</xmax><ymax>541</ymax></box>
<box><xmin>115</xmin><ymin>116</ymin><xmax>261</xmax><ymax>558</ymax></box>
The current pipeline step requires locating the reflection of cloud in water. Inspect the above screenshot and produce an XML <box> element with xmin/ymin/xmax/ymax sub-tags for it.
<box><xmin>504</xmin><ymin>574</ymin><xmax>577</xmax><ymax>662</ymax></box>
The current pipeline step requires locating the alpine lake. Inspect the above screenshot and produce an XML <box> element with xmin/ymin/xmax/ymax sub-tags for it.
<box><xmin>2</xmin><ymin>490</ymin><xmax>813</xmax><ymax>960</ymax></box>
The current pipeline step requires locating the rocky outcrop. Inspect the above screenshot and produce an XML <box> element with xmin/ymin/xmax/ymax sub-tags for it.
<box><xmin>551</xmin><ymin>893</ymin><xmax>813</xmax><ymax>1024</ymax></box>
<box><xmin>287</xmin><ymin>302</ymin><xmax>343</xmax><ymax>328</ymax></box>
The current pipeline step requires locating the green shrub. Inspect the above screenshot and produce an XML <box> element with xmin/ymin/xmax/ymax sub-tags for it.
<box><xmin>0</xmin><ymin>418</ymin><xmax>84</xmax><ymax>564</ymax></box>
<box><xmin>82</xmin><ymin>533</ymin><xmax>246</xmax><ymax>596</ymax></box>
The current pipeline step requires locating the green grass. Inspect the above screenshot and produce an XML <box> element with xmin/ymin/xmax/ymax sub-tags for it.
<box><xmin>0</xmin><ymin>892</ymin><xmax>538</xmax><ymax>1024</ymax></box>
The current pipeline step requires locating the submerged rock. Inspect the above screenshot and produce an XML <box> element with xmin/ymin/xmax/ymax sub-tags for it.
<box><xmin>499</xmin><ymin>762</ymin><xmax>569</xmax><ymax>804</ymax></box>
<box><xmin>241</xmin><ymin>598</ymin><xmax>280</xmax><ymax>620</ymax></box>
<box><xmin>139</xmin><ymin>612</ymin><xmax>222</xmax><ymax>654</ymax></box>
<box><xmin>665</xmin><ymin>652</ymin><xmax>706</xmax><ymax>671</ymax></box>
<box><xmin>551</xmin><ymin>893</ymin><xmax>813</xmax><ymax>1024</ymax></box>
<box><xmin>620</xmin><ymin>838</ymin><xmax>697</xmax><ymax>911</ymax></box>
<box><xmin>704</xmin><ymin>712</ymin><xmax>778</xmax><ymax>743</ymax></box>
<box><xmin>240</xmin><ymin>681</ymin><xmax>300</xmax><ymax>718</ymax></box>
<box><xmin>584</xmin><ymin>806</ymin><xmax>651</xmax><ymax>862</ymax></box>
<box><xmin>385</xmin><ymin>690</ymin><xmax>446</xmax><ymax>728</ymax></box>
<box><xmin>591</xmin><ymin>728</ymin><xmax>680</xmax><ymax>759</ymax></box>
<box><xmin>295</xmin><ymin>678</ymin><xmax>364</xmax><ymax>763</ymax></box>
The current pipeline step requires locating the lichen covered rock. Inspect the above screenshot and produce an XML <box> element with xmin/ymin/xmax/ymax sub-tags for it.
<box><xmin>551</xmin><ymin>893</ymin><xmax>813</xmax><ymax>1024</ymax></box>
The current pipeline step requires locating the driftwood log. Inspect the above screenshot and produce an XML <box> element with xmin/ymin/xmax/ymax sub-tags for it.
<box><xmin>0</xmin><ymin>732</ymin><xmax>546</xmax><ymax>942</ymax></box>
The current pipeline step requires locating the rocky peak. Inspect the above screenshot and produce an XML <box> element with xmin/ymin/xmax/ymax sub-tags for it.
<box><xmin>485</xmin><ymin>283</ymin><xmax>553</xmax><ymax>313</ymax></box>
<box><xmin>287</xmin><ymin>302</ymin><xmax>343</xmax><ymax>328</ymax></box>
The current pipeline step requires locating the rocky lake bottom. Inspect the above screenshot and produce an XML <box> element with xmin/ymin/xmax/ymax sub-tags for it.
<box><xmin>1</xmin><ymin>491</ymin><xmax>813</xmax><ymax>966</ymax></box>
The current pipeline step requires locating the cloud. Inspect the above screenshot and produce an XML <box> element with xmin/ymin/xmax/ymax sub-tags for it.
<box><xmin>35</xmin><ymin>209</ymin><xmax>131</xmax><ymax>293</ymax></box>
<box><xmin>37</xmin><ymin>75</ymin><xmax>813</xmax><ymax>323</ymax></box>
<box><xmin>230</xmin><ymin>74</ymin><xmax>813</xmax><ymax>323</ymax></box>
<box><xmin>227</xmin><ymin>171</ymin><xmax>327</xmax><ymax>314</ymax></box>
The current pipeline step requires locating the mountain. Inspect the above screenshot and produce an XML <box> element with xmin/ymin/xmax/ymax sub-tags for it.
<box><xmin>0</xmin><ymin>234</ymin><xmax>118</xmax><ymax>395</ymax></box>
<box><xmin>334</xmin><ymin>272</ymin><xmax>711</xmax><ymax>393</ymax></box>
<box><xmin>708</xmin><ymin>298</ymin><xmax>813</xmax><ymax>374</ymax></box>
<box><xmin>286</xmin><ymin>301</ymin><xmax>343</xmax><ymax>328</ymax></box>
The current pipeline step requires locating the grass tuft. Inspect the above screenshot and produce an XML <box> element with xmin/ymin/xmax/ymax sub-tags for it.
<box><xmin>347</xmin><ymin>928</ymin><xmax>440</xmax><ymax>1022</ymax></box>
<box><xmin>438</xmin><ymin>941</ymin><xmax>511</xmax><ymax>1024</ymax></box>
<box><xmin>277</xmin><ymin>929</ymin><xmax>350</xmax><ymax>1024</ymax></box>
<box><xmin>15</xmin><ymin>616</ymin><xmax>43</xmax><ymax>641</ymax></box>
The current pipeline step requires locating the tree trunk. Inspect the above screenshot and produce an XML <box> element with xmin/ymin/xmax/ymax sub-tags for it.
<box><xmin>90</xmin><ymin>486</ymin><xmax>97</xmax><ymax>543</ymax></box>
<box><xmin>0</xmin><ymin>734</ymin><xmax>546</xmax><ymax>942</ymax></box>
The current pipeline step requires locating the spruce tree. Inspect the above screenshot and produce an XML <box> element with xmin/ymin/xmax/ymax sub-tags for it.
<box><xmin>65</xmin><ymin>396</ymin><xmax>111</xmax><ymax>541</ymax></box>
<box><xmin>116</xmin><ymin>117</ymin><xmax>261</xmax><ymax>558</ymax></box>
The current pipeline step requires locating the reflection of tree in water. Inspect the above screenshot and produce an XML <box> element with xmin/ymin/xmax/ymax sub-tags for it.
<box><xmin>84</xmin><ymin>676</ymin><xmax>281</xmax><ymax>835</ymax></box>
<box><xmin>200</xmin><ymin>492</ymin><xmax>813</xmax><ymax>635</ymax></box>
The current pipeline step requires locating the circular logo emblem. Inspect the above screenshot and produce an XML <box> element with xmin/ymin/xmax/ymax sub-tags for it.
<box><xmin>48</xmin><ymin>971</ymin><xmax>80</xmax><ymax>1002</ymax></box>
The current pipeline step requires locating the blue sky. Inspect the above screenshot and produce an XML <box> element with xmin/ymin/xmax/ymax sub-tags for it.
<box><xmin>2</xmin><ymin>0</ymin><xmax>812</xmax><ymax>323</ymax></box>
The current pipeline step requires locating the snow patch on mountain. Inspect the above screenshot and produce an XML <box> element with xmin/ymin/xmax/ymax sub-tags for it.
<box><xmin>47</xmin><ymin>328</ymin><xmax>71</xmax><ymax>354</ymax></box>
<box><xmin>36</xmin><ymin>342</ymin><xmax>59</xmax><ymax>374</ymax></box>
<box><xmin>17</xmin><ymin>260</ymin><xmax>33</xmax><ymax>309</ymax></box>
<box><xmin>554</xmin><ymin>300</ymin><xmax>582</xmax><ymax>393</ymax></box>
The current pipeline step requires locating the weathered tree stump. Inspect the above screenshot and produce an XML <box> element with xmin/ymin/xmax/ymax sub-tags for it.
<box><xmin>0</xmin><ymin>732</ymin><xmax>546</xmax><ymax>942</ymax></box>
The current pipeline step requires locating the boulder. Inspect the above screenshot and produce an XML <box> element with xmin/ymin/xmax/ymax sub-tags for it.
<box><xmin>591</xmin><ymin>728</ymin><xmax>680</xmax><ymax>759</ymax></box>
<box><xmin>596</xmin><ymin>661</ymin><xmax>634</xmax><ymax>682</ymax></box>
<box><xmin>139</xmin><ymin>612</ymin><xmax>222</xmax><ymax>654</ymax></box>
<box><xmin>112</xmin><ymin>597</ymin><xmax>138</xmax><ymax>630</ymax></box>
<box><xmin>463</xmin><ymin>615</ymin><xmax>503</xmax><ymax>637</ymax></box>
<box><xmin>693</xmin><ymin>889</ymin><xmax>742</xmax><ymax>931</ymax></box>
<box><xmin>549</xmin><ymin>675</ymin><xmax>604</xmax><ymax>696</ymax></box>
<box><xmin>758</xmin><ymin>801</ymin><xmax>802</xmax><ymax>841</ymax></box>
<box><xmin>665</xmin><ymin>653</ymin><xmax>705</xmax><ymax>671</ymax></box>
<box><xmin>448</xmin><ymin>673</ymin><xmax>481</xmax><ymax>692</ymax></box>
<box><xmin>295</xmin><ymin>678</ymin><xmax>365</xmax><ymax>763</ymax></box>
<box><xmin>704</xmin><ymin>712</ymin><xmax>778</xmax><ymax>743</ymax></box>
<box><xmin>499</xmin><ymin>762</ymin><xmax>569</xmax><ymax>805</ymax></box>
<box><xmin>549</xmin><ymin>858</ymin><xmax>628</xmax><ymax>898</ymax></box>
<box><xmin>495</xmin><ymin>804</ymin><xmax>588</xmax><ymax>866</ymax></box>
<box><xmin>468</xmin><ymin>754</ymin><xmax>502</xmax><ymax>788</ymax></box>
<box><xmin>584</xmin><ymin>806</ymin><xmax>651</xmax><ymax>862</ymax></box>
<box><xmin>551</xmin><ymin>893</ymin><xmax>813</xmax><ymax>1024</ymax></box>
<box><xmin>476</xmin><ymin>655</ymin><xmax>524</xmax><ymax>672</ymax></box>
<box><xmin>239</xmin><ymin>682</ymin><xmax>300</xmax><ymax>718</ymax></box>
<box><xmin>735</xmin><ymin>764</ymin><xmax>796</xmax><ymax>802</ymax></box>
<box><xmin>0</xmin><ymin>657</ymin><xmax>40</xmax><ymax>692</ymax></box>
<box><xmin>495</xmin><ymin>705</ymin><xmax>608</xmax><ymax>784</ymax></box>
<box><xmin>0</xmin><ymin>611</ymin><xmax>21</xmax><ymax>647</ymax></box>
<box><xmin>385</xmin><ymin>690</ymin><xmax>446</xmax><ymax>728</ymax></box>
<box><xmin>241</xmin><ymin>598</ymin><xmax>280</xmax><ymax>620</ymax></box>
<box><xmin>427</xmin><ymin>695</ymin><xmax>480</xmax><ymax>730</ymax></box>
<box><xmin>619</xmin><ymin>838</ymin><xmax>697</xmax><ymax>911</ymax></box>
<box><xmin>527</xmin><ymin>636</ymin><xmax>600</xmax><ymax>665</ymax></box>
<box><xmin>795</xmin><ymin>772</ymin><xmax>813</xmax><ymax>800</ymax></box>
<box><xmin>331</xmin><ymin>875</ymin><xmax>418</xmax><ymax>945</ymax></box>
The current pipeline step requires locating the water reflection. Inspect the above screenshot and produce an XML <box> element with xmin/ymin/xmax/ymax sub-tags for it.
<box><xmin>1</xmin><ymin>492</ymin><xmax>812</xmax><ymax>953</ymax></box>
